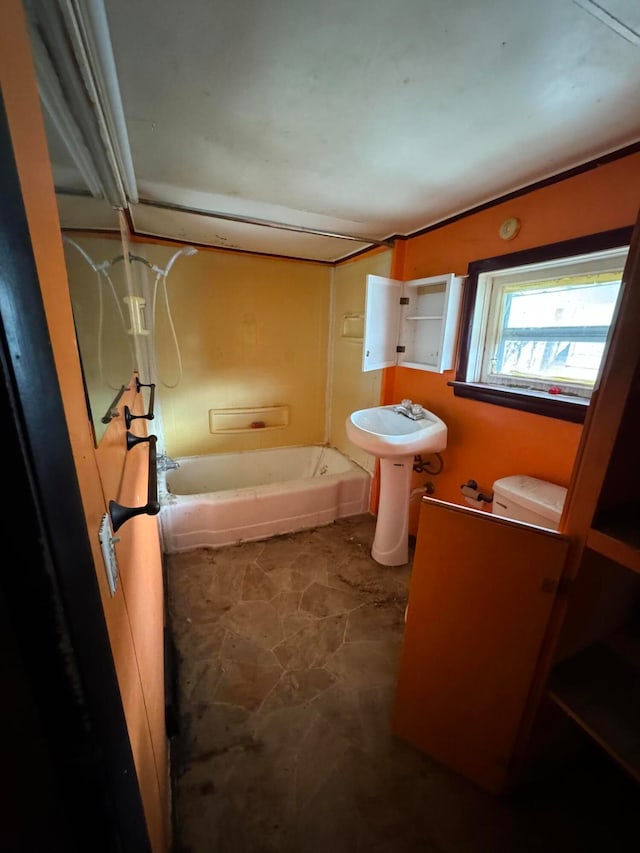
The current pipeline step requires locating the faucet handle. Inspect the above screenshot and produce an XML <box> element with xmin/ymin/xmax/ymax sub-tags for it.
<box><xmin>401</xmin><ymin>398</ymin><xmax>412</xmax><ymax>408</ymax></box>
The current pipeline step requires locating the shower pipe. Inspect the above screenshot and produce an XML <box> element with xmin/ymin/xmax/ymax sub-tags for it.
<box><xmin>148</xmin><ymin>246</ymin><xmax>197</xmax><ymax>389</ymax></box>
<box><xmin>62</xmin><ymin>238</ymin><xmax>197</xmax><ymax>389</ymax></box>
<box><xmin>63</xmin><ymin>235</ymin><xmax>134</xmax><ymax>390</ymax></box>
<box><xmin>112</xmin><ymin>244</ymin><xmax>197</xmax><ymax>388</ymax></box>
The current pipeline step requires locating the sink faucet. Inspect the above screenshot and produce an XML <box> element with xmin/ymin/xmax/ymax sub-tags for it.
<box><xmin>394</xmin><ymin>399</ymin><xmax>427</xmax><ymax>420</ymax></box>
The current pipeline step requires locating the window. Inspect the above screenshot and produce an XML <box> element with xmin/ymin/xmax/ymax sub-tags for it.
<box><xmin>451</xmin><ymin>227</ymin><xmax>633</xmax><ymax>423</ymax></box>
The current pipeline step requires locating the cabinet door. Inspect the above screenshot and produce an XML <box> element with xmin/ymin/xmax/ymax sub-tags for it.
<box><xmin>362</xmin><ymin>274</ymin><xmax>401</xmax><ymax>371</ymax></box>
<box><xmin>393</xmin><ymin>498</ymin><xmax>569</xmax><ymax>794</ymax></box>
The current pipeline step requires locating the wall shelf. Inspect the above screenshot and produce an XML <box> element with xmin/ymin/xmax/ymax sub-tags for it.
<box><xmin>587</xmin><ymin>501</ymin><xmax>640</xmax><ymax>575</ymax></box>
<box><xmin>586</xmin><ymin>529</ymin><xmax>640</xmax><ymax>575</ymax></box>
<box><xmin>341</xmin><ymin>313</ymin><xmax>364</xmax><ymax>340</ymax></box>
<box><xmin>209</xmin><ymin>405</ymin><xmax>290</xmax><ymax>434</ymax></box>
<box><xmin>548</xmin><ymin>628</ymin><xmax>640</xmax><ymax>783</ymax></box>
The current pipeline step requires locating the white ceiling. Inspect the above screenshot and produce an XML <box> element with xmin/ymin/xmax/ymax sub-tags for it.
<box><xmin>45</xmin><ymin>0</ymin><xmax>640</xmax><ymax>261</ymax></box>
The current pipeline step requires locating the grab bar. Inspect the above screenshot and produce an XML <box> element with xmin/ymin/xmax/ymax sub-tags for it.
<box><xmin>109</xmin><ymin>432</ymin><xmax>160</xmax><ymax>532</ymax></box>
<box><xmin>124</xmin><ymin>376</ymin><xmax>155</xmax><ymax>429</ymax></box>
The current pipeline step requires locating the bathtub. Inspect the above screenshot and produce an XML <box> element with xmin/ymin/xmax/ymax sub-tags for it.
<box><xmin>158</xmin><ymin>444</ymin><xmax>371</xmax><ymax>553</ymax></box>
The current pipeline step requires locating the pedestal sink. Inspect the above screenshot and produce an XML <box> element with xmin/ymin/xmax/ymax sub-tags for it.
<box><xmin>346</xmin><ymin>404</ymin><xmax>447</xmax><ymax>566</ymax></box>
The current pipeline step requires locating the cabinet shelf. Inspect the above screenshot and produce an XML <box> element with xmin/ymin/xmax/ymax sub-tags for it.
<box><xmin>588</xmin><ymin>501</ymin><xmax>640</xmax><ymax>575</ymax></box>
<box><xmin>406</xmin><ymin>315</ymin><xmax>443</xmax><ymax>321</ymax></box>
<box><xmin>548</xmin><ymin>629</ymin><xmax>640</xmax><ymax>783</ymax></box>
<box><xmin>402</xmin><ymin>360</ymin><xmax>438</xmax><ymax>370</ymax></box>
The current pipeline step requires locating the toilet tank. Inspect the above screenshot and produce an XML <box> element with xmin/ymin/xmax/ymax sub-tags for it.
<box><xmin>492</xmin><ymin>475</ymin><xmax>567</xmax><ymax>531</ymax></box>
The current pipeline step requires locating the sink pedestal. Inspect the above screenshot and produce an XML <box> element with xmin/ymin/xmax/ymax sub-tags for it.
<box><xmin>345</xmin><ymin>404</ymin><xmax>447</xmax><ymax>567</ymax></box>
<box><xmin>372</xmin><ymin>455</ymin><xmax>413</xmax><ymax>566</ymax></box>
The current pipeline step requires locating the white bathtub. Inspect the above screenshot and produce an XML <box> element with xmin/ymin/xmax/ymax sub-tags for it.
<box><xmin>158</xmin><ymin>444</ymin><xmax>371</xmax><ymax>553</ymax></box>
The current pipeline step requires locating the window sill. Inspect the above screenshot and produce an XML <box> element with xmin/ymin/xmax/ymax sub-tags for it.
<box><xmin>448</xmin><ymin>381</ymin><xmax>588</xmax><ymax>423</ymax></box>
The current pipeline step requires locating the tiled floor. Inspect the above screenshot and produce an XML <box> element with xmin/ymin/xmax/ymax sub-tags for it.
<box><xmin>165</xmin><ymin>515</ymin><xmax>637</xmax><ymax>853</ymax></box>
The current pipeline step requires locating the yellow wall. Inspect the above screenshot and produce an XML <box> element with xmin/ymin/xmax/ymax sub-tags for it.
<box><xmin>329</xmin><ymin>248</ymin><xmax>392</xmax><ymax>471</ymax></box>
<box><xmin>134</xmin><ymin>242</ymin><xmax>331</xmax><ymax>457</ymax></box>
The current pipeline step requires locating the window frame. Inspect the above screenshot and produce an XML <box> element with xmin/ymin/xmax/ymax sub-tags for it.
<box><xmin>450</xmin><ymin>226</ymin><xmax>634</xmax><ymax>423</ymax></box>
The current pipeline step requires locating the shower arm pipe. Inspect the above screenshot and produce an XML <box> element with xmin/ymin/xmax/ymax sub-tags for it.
<box><xmin>62</xmin><ymin>236</ymin><xmax>153</xmax><ymax>272</ymax></box>
<box><xmin>109</xmin><ymin>252</ymin><xmax>154</xmax><ymax>269</ymax></box>
<box><xmin>108</xmin><ymin>432</ymin><xmax>160</xmax><ymax>532</ymax></box>
<box><xmin>109</xmin><ymin>246</ymin><xmax>197</xmax><ymax>277</ymax></box>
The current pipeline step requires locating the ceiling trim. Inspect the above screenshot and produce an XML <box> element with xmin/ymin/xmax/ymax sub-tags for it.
<box><xmin>572</xmin><ymin>0</ymin><xmax>640</xmax><ymax>46</ymax></box>
<box><xmin>63</xmin><ymin>221</ymin><xmax>336</xmax><ymax>266</ymax></box>
<box><xmin>136</xmin><ymin>196</ymin><xmax>393</xmax><ymax>247</ymax></box>
<box><xmin>380</xmin><ymin>138</ymin><xmax>640</xmax><ymax>248</ymax></box>
<box><xmin>130</xmin><ymin>228</ymin><xmax>336</xmax><ymax>265</ymax></box>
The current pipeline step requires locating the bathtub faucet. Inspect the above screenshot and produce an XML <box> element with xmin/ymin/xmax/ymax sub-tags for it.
<box><xmin>158</xmin><ymin>453</ymin><xmax>180</xmax><ymax>471</ymax></box>
<box><xmin>394</xmin><ymin>399</ymin><xmax>427</xmax><ymax>420</ymax></box>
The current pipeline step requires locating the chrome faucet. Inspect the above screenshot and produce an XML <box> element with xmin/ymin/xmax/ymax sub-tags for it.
<box><xmin>394</xmin><ymin>399</ymin><xmax>427</xmax><ymax>420</ymax></box>
<box><xmin>158</xmin><ymin>453</ymin><xmax>180</xmax><ymax>471</ymax></box>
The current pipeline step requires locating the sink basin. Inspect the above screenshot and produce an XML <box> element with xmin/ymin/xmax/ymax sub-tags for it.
<box><xmin>346</xmin><ymin>404</ymin><xmax>447</xmax><ymax>566</ymax></box>
<box><xmin>346</xmin><ymin>405</ymin><xmax>447</xmax><ymax>458</ymax></box>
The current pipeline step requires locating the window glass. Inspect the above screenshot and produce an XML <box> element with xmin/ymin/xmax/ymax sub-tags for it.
<box><xmin>480</xmin><ymin>271</ymin><xmax>623</xmax><ymax>395</ymax></box>
<box><xmin>452</xmin><ymin>228</ymin><xmax>634</xmax><ymax>422</ymax></box>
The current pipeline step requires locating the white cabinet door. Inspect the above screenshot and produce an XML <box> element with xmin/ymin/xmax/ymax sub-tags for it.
<box><xmin>362</xmin><ymin>273</ymin><xmax>463</xmax><ymax>373</ymax></box>
<box><xmin>362</xmin><ymin>275</ymin><xmax>402</xmax><ymax>371</ymax></box>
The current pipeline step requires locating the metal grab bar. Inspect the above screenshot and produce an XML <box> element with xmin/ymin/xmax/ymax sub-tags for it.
<box><xmin>124</xmin><ymin>376</ymin><xmax>155</xmax><ymax>429</ymax></box>
<box><xmin>109</xmin><ymin>432</ymin><xmax>160</xmax><ymax>532</ymax></box>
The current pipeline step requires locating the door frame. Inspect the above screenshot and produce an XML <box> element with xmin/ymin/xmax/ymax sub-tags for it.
<box><xmin>0</xmin><ymin>93</ymin><xmax>151</xmax><ymax>852</ymax></box>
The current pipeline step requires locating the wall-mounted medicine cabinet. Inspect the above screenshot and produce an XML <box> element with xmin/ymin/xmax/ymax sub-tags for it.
<box><xmin>362</xmin><ymin>273</ymin><xmax>463</xmax><ymax>373</ymax></box>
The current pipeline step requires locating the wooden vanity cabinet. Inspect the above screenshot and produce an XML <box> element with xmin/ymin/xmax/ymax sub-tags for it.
<box><xmin>393</xmin><ymin>500</ymin><xmax>570</xmax><ymax>794</ymax></box>
<box><xmin>393</xmin><ymin>211</ymin><xmax>640</xmax><ymax>793</ymax></box>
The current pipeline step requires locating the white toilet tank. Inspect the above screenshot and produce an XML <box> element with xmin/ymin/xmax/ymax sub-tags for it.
<box><xmin>492</xmin><ymin>475</ymin><xmax>567</xmax><ymax>531</ymax></box>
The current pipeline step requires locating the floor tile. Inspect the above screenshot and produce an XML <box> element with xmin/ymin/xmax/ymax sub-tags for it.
<box><xmin>167</xmin><ymin>516</ymin><xmax>638</xmax><ymax>853</ymax></box>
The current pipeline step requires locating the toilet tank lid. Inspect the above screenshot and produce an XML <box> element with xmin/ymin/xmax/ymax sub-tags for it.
<box><xmin>493</xmin><ymin>475</ymin><xmax>567</xmax><ymax>522</ymax></box>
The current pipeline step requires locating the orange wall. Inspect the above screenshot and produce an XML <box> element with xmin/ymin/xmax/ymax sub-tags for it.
<box><xmin>385</xmin><ymin>152</ymin><xmax>640</xmax><ymax>533</ymax></box>
<box><xmin>0</xmin><ymin>3</ymin><xmax>168</xmax><ymax>850</ymax></box>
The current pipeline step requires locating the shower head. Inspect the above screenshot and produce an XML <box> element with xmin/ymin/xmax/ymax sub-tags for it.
<box><xmin>163</xmin><ymin>245</ymin><xmax>198</xmax><ymax>276</ymax></box>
